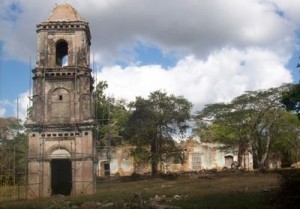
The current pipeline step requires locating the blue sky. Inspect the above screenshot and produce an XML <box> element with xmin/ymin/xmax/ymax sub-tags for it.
<box><xmin>0</xmin><ymin>0</ymin><xmax>300</xmax><ymax>120</ymax></box>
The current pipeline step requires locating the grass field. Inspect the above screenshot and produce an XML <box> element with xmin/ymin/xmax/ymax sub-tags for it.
<box><xmin>0</xmin><ymin>171</ymin><xmax>280</xmax><ymax>209</ymax></box>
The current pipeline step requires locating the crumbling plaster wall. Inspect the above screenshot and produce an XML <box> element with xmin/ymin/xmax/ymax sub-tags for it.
<box><xmin>27</xmin><ymin>130</ymin><xmax>94</xmax><ymax>198</ymax></box>
<box><xmin>37</xmin><ymin>28</ymin><xmax>89</xmax><ymax>68</ymax></box>
<box><xmin>97</xmin><ymin>147</ymin><xmax>138</xmax><ymax>176</ymax></box>
<box><xmin>27</xmin><ymin>3</ymin><xmax>95</xmax><ymax>199</ymax></box>
<box><xmin>97</xmin><ymin>141</ymin><xmax>253</xmax><ymax>177</ymax></box>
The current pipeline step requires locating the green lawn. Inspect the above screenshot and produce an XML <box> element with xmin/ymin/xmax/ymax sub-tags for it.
<box><xmin>0</xmin><ymin>172</ymin><xmax>280</xmax><ymax>209</ymax></box>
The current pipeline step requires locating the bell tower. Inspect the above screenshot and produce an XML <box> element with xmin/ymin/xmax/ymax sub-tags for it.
<box><xmin>26</xmin><ymin>3</ymin><xmax>95</xmax><ymax>198</ymax></box>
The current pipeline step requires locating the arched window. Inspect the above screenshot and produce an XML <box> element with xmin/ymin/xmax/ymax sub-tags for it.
<box><xmin>56</xmin><ymin>40</ymin><xmax>68</xmax><ymax>66</ymax></box>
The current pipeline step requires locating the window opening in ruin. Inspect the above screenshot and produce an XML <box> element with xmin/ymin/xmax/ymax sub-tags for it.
<box><xmin>104</xmin><ymin>162</ymin><xmax>110</xmax><ymax>176</ymax></box>
<box><xmin>58</xmin><ymin>95</ymin><xmax>63</xmax><ymax>100</ymax></box>
<box><xmin>51</xmin><ymin>159</ymin><xmax>72</xmax><ymax>196</ymax></box>
<box><xmin>191</xmin><ymin>153</ymin><xmax>202</xmax><ymax>171</ymax></box>
<box><xmin>56</xmin><ymin>40</ymin><xmax>68</xmax><ymax>67</ymax></box>
<box><xmin>225</xmin><ymin>155</ymin><xmax>234</xmax><ymax>168</ymax></box>
<box><xmin>62</xmin><ymin>55</ymin><xmax>68</xmax><ymax>67</ymax></box>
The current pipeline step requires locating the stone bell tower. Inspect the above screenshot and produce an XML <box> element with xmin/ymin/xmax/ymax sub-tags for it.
<box><xmin>25</xmin><ymin>3</ymin><xmax>95</xmax><ymax>198</ymax></box>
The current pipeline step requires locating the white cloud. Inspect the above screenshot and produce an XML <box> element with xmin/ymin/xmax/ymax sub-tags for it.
<box><xmin>0</xmin><ymin>99</ymin><xmax>11</xmax><ymax>117</ymax></box>
<box><xmin>0</xmin><ymin>0</ymin><xmax>297</xmax><ymax>63</ymax></box>
<box><xmin>0</xmin><ymin>106</ymin><xmax>6</xmax><ymax>117</ymax></box>
<box><xmin>14</xmin><ymin>91</ymin><xmax>30</xmax><ymax>122</ymax></box>
<box><xmin>97</xmin><ymin>47</ymin><xmax>292</xmax><ymax>111</ymax></box>
<box><xmin>82</xmin><ymin>0</ymin><xmax>295</xmax><ymax>62</ymax></box>
<box><xmin>271</xmin><ymin>0</ymin><xmax>300</xmax><ymax>26</ymax></box>
<box><xmin>0</xmin><ymin>0</ymin><xmax>297</xmax><ymax>115</ymax></box>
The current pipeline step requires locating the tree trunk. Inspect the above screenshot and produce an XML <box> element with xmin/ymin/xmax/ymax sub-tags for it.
<box><xmin>258</xmin><ymin>135</ymin><xmax>271</xmax><ymax>171</ymax></box>
<box><xmin>237</xmin><ymin>146</ymin><xmax>246</xmax><ymax>167</ymax></box>
<box><xmin>258</xmin><ymin>149</ymin><xmax>270</xmax><ymax>170</ymax></box>
<box><xmin>151</xmin><ymin>159</ymin><xmax>158</xmax><ymax>176</ymax></box>
<box><xmin>151</xmin><ymin>137</ymin><xmax>158</xmax><ymax>177</ymax></box>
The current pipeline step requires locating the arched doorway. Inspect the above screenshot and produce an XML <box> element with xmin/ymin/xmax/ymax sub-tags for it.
<box><xmin>50</xmin><ymin>149</ymin><xmax>72</xmax><ymax>195</ymax></box>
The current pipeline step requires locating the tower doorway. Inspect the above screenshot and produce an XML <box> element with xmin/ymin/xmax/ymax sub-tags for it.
<box><xmin>51</xmin><ymin>159</ymin><xmax>72</xmax><ymax>195</ymax></box>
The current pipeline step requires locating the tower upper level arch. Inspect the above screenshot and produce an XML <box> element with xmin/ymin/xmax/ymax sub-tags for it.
<box><xmin>28</xmin><ymin>3</ymin><xmax>93</xmax><ymax>125</ymax></box>
<box><xmin>36</xmin><ymin>3</ymin><xmax>91</xmax><ymax>68</ymax></box>
<box><xmin>56</xmin><ymin>39</ymin><xmax>69</xmax><ymax>67</ymax></box>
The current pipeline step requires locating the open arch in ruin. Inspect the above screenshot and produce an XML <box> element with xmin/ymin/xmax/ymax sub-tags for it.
<box><xmin>50</xmin><ymin>149</ymin><xmax>72</xmax><ymax>196</ymax></box>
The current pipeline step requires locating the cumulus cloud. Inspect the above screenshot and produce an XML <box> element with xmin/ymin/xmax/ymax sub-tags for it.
<box><xmin>0</xmin><ymin>93</ymin><xmax>30</xmax><ymax>121</ymax></box>
<box><xmin>0</xmin><ymin>106</ymin><xmax>6</xmax><ymax>117</ymax></box>
<box><xmin>0</xmin><ymin>99</ymin><xmax>11</xmax><ymax>117</ymax></box>
<box><xmin>0</xmin><ymin>0</ymin><xmax>297</xmax><ymax>63</ymax></box>
<box><xmin>97</xmin><ymin>47</ymin><xmax>292</xmax><ymax>111</ymax></box>
<box><xmin>271</xmin><ymin>0</ymin><xmax>300</xmax><ymax>26</ymax></box>
<box><xmin>14</xmin><ymin>91</ymin><xmax>30</xmax><ymax>122</ymax></box>
<box><xmin>86</xmin><ymin>0</ymin><xmax>295</xmax><ymax>61</ymax></box>
<box><xmin>0</xmin><ymin>0</ymin><xmax>297</xmax><ymax>117</ymax></box>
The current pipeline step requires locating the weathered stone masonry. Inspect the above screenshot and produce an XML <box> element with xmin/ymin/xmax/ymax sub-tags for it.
<box><xmin>25</xmin><ymin>3</ymin><xmax>95</xmax><ymax>198</ymax></box>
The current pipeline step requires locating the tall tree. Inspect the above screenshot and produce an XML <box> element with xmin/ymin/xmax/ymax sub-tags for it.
<box><xmin>281</xmin><ymin>83</ymin><xmax>300</xmax><ymax>119</ymax></box>
<box><xmin>0</xmin><ymin>117</ymin><xmax>26</xmax><ymax>185</ymax></box>
<box><xmin>93</xmin><ymin>81</ymin><xmax>129</xmax><ymax>147</ymax></box>
<box><xmin>281</xmin><ymin>62</ymin><xmax>300</xmax><ymax>119</ymax></box>
<box><xmin>127</xmin><ymin>90</ymin><xmax>192</xmax><ymax>176</ymax></box>
<box><xmin>0</xmin><ymin>117</ymin><xmax>22</xmax><ymax>141</ymax></box>
<box><xmin>195</xmin><ymin>101</ymin><xmax>252</xmax><ymax>167</ymax></box>
<box><xmin>195</xmin><ymin>85</ymin><xmax>300</xmax><ymax>170</ymax></box>
<box><xmin>271</xmin><ymin>111</ymin><xmax>300</xmax><ymax>166</ymax></box>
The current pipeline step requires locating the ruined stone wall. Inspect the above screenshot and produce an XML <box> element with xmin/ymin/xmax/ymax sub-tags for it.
<box><xmin>26</xmin><ymin>4</ymin><xmax>95</xmax><ymax>198</ymax></box>
<box><xmin>97</xmin><ymin>147</ymin><xmax>141</xmax><ymax>176</ymax></box>
<box><xmin>27</xmin><ymin>129</ymin><xmax>95</xmax><ymax>198</ymax></box>
<box><xmin>96</xmin><ymin>141</ymin><xmax>253</xmax><ymax>177</ymax></box>
<box><xmin>36</xmin><ymin>22</ymin><xmax>90</xmax><ymax>68</ymax></box>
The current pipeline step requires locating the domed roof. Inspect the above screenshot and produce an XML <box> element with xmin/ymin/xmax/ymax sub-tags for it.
<box><xmin>48</xmin><ymin>3</ymin><xmax>83</xmax><ymax>22</ymax></box>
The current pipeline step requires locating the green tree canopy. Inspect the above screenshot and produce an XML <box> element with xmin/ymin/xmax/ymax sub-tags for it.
<box><xmin>281</xmin><ymin>83</ymin><xmax>300</xmax><ymax>119</ymax></box>
<box><xmin>0</xmin><ymin>117</ymin><xmax>27</xmax><ymax>185</ymax></box>
<box><xmin>195</xmin><ymin>85</ymin><xmax>300</xmax><ymax>170</ymax></box>
<box><xmin>127</xmin><ymin>90</ymin><xmax>192</xmax><ymax>176</ymax></box>
<box><xmin>0</xmin><ymin>117</ymin><xmax>22</xmax><ymax>140</ymax></box>
<box><xmin>93</xmin><ymin>81</ymin><xmax>130</xmax><ymax>147</ymax></box>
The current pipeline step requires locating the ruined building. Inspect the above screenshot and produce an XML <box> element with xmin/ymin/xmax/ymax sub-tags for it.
<box><xmin>97</xmin><ymin>139</ymin><xmax>253</xmax><ymax>177</ymax></box>
<box><xmin>25</xmin><ymin>4</ymin><xmax>95</xmax><ymax>198</ymax></box>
